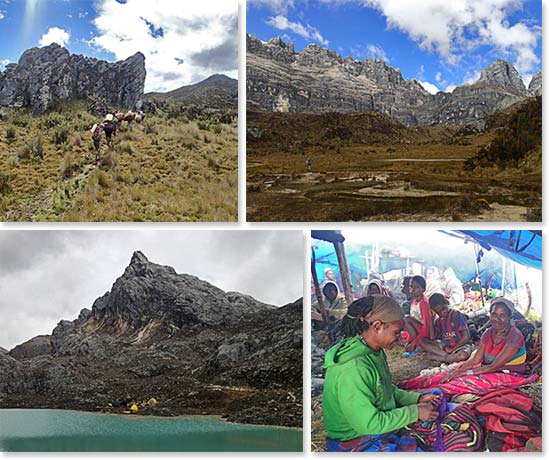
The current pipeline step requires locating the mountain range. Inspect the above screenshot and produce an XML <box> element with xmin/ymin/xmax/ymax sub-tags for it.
<box><xmin>145</xmin><ymin>74</ymin><xmax>238</xmax><ymax>110</ymax></box>
<box><xmin>0</xmin><ymin>252</ymin><xmax>302</xmax><ymax>426</ymax></box>
<box><xmin>246</xmin><ymin>34</ymin><xmax>542</xmax><ymax>126</ymax></box>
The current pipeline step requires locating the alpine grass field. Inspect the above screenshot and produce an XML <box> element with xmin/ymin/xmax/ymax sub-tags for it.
<box><xmin>0</xmin><ymin>101</ymin><xmax>237</xmax><ymax>222</ymax></box>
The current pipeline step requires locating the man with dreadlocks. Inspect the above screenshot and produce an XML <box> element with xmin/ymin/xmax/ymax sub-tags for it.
<box><xmin>322</xmin><ymin>295</ymin><xmax>440</xmax><ymax>452</ymax></box>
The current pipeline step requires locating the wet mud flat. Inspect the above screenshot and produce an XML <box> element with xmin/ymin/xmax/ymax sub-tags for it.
<box><xmin>247</xmin><ymin>153</ymin><xmax>539</xmax><ymax>222</ymax></box>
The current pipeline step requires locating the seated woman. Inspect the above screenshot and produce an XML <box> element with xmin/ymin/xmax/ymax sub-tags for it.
<box><xmin>409</xmin><ymin>293</ymin><xmax>471</xmax><ymax>363</ymax></box>
<box><xmin>323</xmin><ymin>295</ymin><xmax>439</xmax><ymax>452</ymax></box>
<box><xmin>403</xmin><ymin>275</ymin><xmax>434</xmax><ymax>352</ymax></box>
<box><xmin>443</xmin><ymin>297</ymin><xmax>526</xmax><ymax>382</ymax></box>
<box><xmin>365</xmin><ymin>279</ymin><xmax>391</xmax><ymax>297</ymax></box>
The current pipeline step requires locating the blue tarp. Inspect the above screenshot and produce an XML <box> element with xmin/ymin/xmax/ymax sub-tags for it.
<box><xmin>311</xmin><ymin>230</ymin><xmax>541</xmax><ymax>294</ymax></box>
<box><xmin>453</xmin><ymin>230</ymin><xmax>542</xmax><ymax>271</ymax></box>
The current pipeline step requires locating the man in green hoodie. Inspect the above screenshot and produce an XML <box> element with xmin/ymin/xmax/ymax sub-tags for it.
<box><xmin>323</xmin><ymin>295</ymin><xmax>439</xmax><ymax>452</ymax></box>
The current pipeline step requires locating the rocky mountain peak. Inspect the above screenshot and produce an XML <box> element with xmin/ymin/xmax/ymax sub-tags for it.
<box><xmin>130</xmin><ymin>250</ymin><xmax>149</xmax><ymax>265</ymax></box>
<box><xmin>0</xmin><ymin>45</ymin><xmax>146</xmax><ymax>115</ymax></box>
<box><xmin>478</xmin><ymin>59</ymin><xmax>526</xmax><ymax>93</ymax></box>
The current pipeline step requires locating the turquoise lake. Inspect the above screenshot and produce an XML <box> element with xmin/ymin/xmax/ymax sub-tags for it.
<box><xmin>0</xmin><ymin>409</ymin><xmax>303</xmax><ymax>452</ymax></box>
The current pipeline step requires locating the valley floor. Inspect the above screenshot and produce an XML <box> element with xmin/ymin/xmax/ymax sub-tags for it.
<box><xmin>247</xmin><ymin>142</ymin><xmax>541</xmax><ymax>222</ymax></box>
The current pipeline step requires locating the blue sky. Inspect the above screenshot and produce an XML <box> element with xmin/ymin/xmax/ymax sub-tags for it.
<box><xmin>0</xmin><ymin>0</ymin><xmax>238</xmax><ymax>92</ymax></box>
<box><xmin>247</xmin><ymin>0</ymin><xmax>542</xmax><ymax>93</ymax></box>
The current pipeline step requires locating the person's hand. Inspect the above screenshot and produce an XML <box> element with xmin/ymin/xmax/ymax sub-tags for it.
<box><xmin>440</xmin><ymin>369</ymin><xmax>465</xmax><ymax>383</ymax></box>
<box><xmin>419</xmin><ymin>393</ymin><xmax>441</xmax><ymax>404</ymax></box>
<box><xmin>418</xmin><ymin>403</ymin><xmax>438</xmax><ymax>422</ymax></box>
<box><xmin>405</xmin><ymin>342</ymin><xmax>416</xmax><ymax>352</ymax></box>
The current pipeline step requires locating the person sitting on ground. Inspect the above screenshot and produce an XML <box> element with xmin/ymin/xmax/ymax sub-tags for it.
<box><xmin>403</xmin><ymin>275</ymin><xmax>434</xmax><ymax>352</ymax></box>
<box><xmin>442</xmin><ymin>297</ymin><xmax>526</xmax><ymax>382</ymax></box>
<box><xmin>366</xmin><ymin>279</ymin><xmax>392</xmax><ymax>297</ymax></box>
<box><xmin>323</xmin><ymin>295</ymin><xmax>440</xmax><ymax>452</ymax></box>
<box><xmin>312</xmin><ymin>280</ymin><xmax>348</xmax><ymax>325</ymax></box>
<box><xmin>442</xmin><ymin>267</ymin><xmax>465</xmax><ymax>306</ymax></box>
<box><xmin>400</xmin><ymin>276</ymin><xmax>412</xmax><ymax>315</ymax></box>
<box><xmin>90</xmin><ymin>121</ymin><xmax>103</xmax><ymax>163</ymax></box>
<box><xmin>407</xmin><ymin>293</ymin><xmax>471</xmax><ymax>363</ymax></box>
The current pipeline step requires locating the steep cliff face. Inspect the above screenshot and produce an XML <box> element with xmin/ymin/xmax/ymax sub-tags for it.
<box><xmin>246</xmin><ymin>34</ymin><xmax>541</xmax><ymax>126</ymax></box>
<box><xmin>0</xmin><ymin>252</ymin><xmax>302</xmax><ymax>426</ymax></box>
<box><xmin>0</xmin><ymin>44</ymin><xmax>146</xmax><ymax>115</ymax></box>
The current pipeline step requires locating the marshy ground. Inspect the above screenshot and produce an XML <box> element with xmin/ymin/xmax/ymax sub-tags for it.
<box><xmin>247</xmin><ymin>109</ymin><xmax>541</xmax><ymax>222</ymax></box>
<box><xmin>0</xmin><ymin>102</ymin><xmax>237</xmax><ymax>222</ymax></box>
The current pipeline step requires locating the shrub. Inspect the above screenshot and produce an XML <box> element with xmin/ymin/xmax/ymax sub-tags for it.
<box><xmin>31</xmin><ymin>136</ymin><xmax>44</xmax><ymax>159</ymax></box>
<box><xmin>72</xmin><ymin>133</ymin><xmax>82</xmax><ymax>147</ymax></box>
<box><xmin>197</xmin><ymin>120</ymin><xmax>209</xmax><ymax>131</ymax></box>
<box><xmin>0</xmin><ymin>172</ymin><xmax>10</xmax><ymax>194</ymax></box>
<box><xmin>118</xmin><ymin>142</ymin><xmax>134</xmax><ymax>155</ymax></box>
<box><xmin>101</xmin><ymin>150</ymin><xmax>119</xmax><ymax>171</ymax></box>
<box><xmin>144</xmin><ymin>123</ymin><xmax>158</xmax><ymax>135</ymax></box>
<box><xmin>38</xmin><ymin>112</ymin><xmax>65</xmax><ymax>129</ymax></box>
<box><xmin>53</xmin><ymin>126</ymin><xmax>70</xmax><ymax>145</ymax></box>
<box><xmin>6</xmin><ymin>126</ymin><xmax>15</xmax><ymax>144</ymax></box>
<box><xmin>61</xmin><ymin>152</ymin><xmax>76</xmax><ymax>178</ymax></box>
<box><xmin>17</xmin><ymin>144</ymin><xmax>31</xmax><ymax>160</ymax></box>
<box><xmin>97</xmin><ymin>170</ymin><xmax>110</xmax><ymax>188</ymax></box>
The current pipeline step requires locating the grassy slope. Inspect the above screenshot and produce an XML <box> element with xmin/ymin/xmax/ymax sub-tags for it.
<box><xmin>0</xmin><ymin>102</ymin><xmax>237</xmax><ymax>222</ymax></box>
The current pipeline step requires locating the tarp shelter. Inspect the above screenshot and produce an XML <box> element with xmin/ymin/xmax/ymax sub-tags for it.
<box><xmin>311</xmin><ymin>230</ymin><xmax>542</xmax><ymax>313</ymax></box>
<box><xmin>447</xmin><ymin>231</ymin><xmax>542</xmax><ymax>270</ymax></box>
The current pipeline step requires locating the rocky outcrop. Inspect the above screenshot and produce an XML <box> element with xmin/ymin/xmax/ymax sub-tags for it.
<box><xmin>9</xmin><ymin>335</ymin><xmax>52</xmax><ymax>360</ymax></box>
<box><xmin>247</xmin><ymin>34</ymin><xmax>537</xmax><ymax>126</ymax></box>
<box><xmin>0</xmin><ymin>43</ymin><xmax>146</xmax><ymax>115</ymax></box>
<box><xmin>529</xmin><ymin>71</ymin><xmax>542</xmax><ymax>96</ymax></box>
<box><xmin>0</xmin><ymin>252</ymin><xmax>302</xmax><ymax>427</ymax></box>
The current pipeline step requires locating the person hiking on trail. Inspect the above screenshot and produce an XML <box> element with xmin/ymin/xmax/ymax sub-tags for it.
<box><xmin>103</xmin><ymin>114</ymin><xmax>115</xmax><ymax>145</ymax></box>
<box><xmin>322</xmin><ymin>296</ymin><xmax>440</xmax><ymax>452</ymax></box>
<box><xmin>111</xmin><ymin>111</ymin><xmax>119</xmax><ymax>138</ymax></box>
<box><xmin>91</xmin><ymin>122</ymin><xmax>103</xmax><ymax>163</ymax></box>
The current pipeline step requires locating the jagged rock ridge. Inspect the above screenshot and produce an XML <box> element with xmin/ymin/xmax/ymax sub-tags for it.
<box><xmin>0</xmin><ymin>252</ymin><xmax>302</xmax><ymax>427</ymax></box>
<box><xmin>0</xmin><ymin>44</ymin><xmax>146</xmax><ymax>115</ymax></box>
<box><xmin>247</xmin><ymin>34</ymin><xmax>542</xmax><ymax>126</ymax></box>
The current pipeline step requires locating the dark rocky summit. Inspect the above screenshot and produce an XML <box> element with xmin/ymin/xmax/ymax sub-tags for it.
<box><xmin>0</xmin><ymin>252</ymin><xmax>303</xmax><ymax>427</ymax></box>
<box><xmin>247</xmin><ymin>34</ymin><xmax>541</xmax><ymax>126</ymax></box>
<box><xmin>0</xmin><ymin>43</ymin><xmax>146</xmax><ymax>115</ymax></box>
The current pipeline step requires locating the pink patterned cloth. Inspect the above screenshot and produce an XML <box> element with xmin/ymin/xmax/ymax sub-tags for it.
<box><xmin>397</xmin><ymin>372</ymin><xmax>538</xmax><ymax>395</ymax></box>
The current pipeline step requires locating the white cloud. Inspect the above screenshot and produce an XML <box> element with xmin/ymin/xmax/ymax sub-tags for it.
<box><xmin>0</xmin><ymin>58</ymin><xmax>9</xmax><ymax>71</ymax></box>
<box><xmin>78</xmin><ymin>11</ymin><xmax>88</xmax><ymax>19</ymax></box>
<box><xmin>266</xmin><ymin>14</ymin><xmax>329</xmax><ymax>46</ymax></box>
<box><xmin>435</xmin><ymin>71</ymin><xmax>442</xmax><ymax>83</ymax></box>
<box><xmin>366</xmin><ymin>44</ymin><xmax>389</xmax><ymax>62</ymax></box>
<box><xmin>463</xmin><ymin>70</ymin><xmax>481</xmax><ymax>85</ymax></box>
<box><xmin>318</xmin><ymin>0</ymin><xmax>541</xmax><ymax>74</ymax></box>
<box><xmin>445</xmin><ymin>84</ymin><xmax>457</xmax><ymax>93</ymax></box>
<box><xmin>0</xmin><ymin>11</ymin><xmax>4</xmax><ymax>19</ymax></box>
<box><xmin>419</xmin><ymin>80</ymin><xmax>439</xmax><ymax>94</ymax></box>
<box><xmin>39</xmin><ymin>27</ymin><xmax>70</xmax><ymax>47</ymax></box>
<box><xmin>90</xmin><ymin>0</ymin><xmax>238</xmax><ymax>92</ymax></box>
<box><xmin>248</xmin><ymin>0</ymin><xmax>295</xmax><ymax>14</ymax></box>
